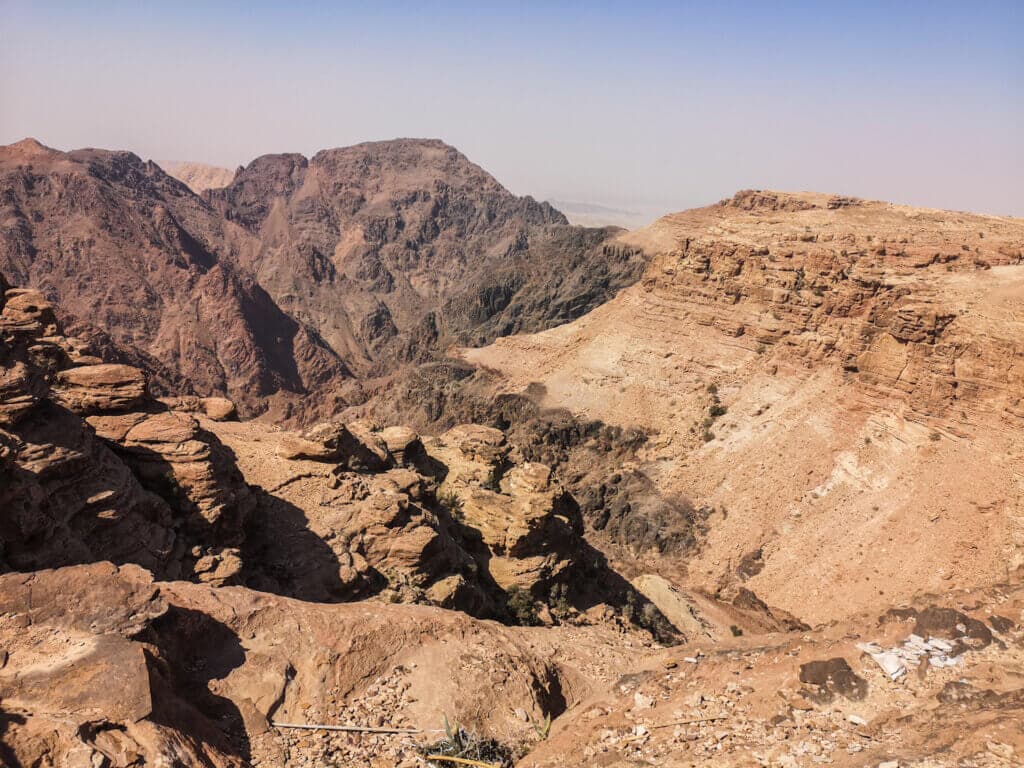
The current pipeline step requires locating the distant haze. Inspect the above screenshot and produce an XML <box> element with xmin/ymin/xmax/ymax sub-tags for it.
<box><xmin>1</xmin><ymin>1</ymin><xmax>1021</xmax><ymax>216</ymax></box>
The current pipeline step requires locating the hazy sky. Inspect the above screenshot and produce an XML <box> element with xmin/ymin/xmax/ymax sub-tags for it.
<box><xmin>2</xmin><ymin>1</ymin><xmax>1021</xmax><ymax>217</ymax></box>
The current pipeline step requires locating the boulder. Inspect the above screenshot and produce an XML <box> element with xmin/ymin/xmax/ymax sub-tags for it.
<box><xmin>202</xmin><ymin>396</ymin><xmax>237</xmax><ymax>421</ymax></box>
<box><xmin>380</xmin><ymin>425</ymin><xmax>422</xmax><ymax>466</ymax></box>
<box><xmin>160</xmin><ymin>395</ymin><xmax>237</xmax><ymax>421</ymax></box>
<box><xmin>278</xmin><ymin>420</ymin><xmax>391</xmax><ymax>471</ymax></box>
<box><xmin>0</xmin><ymin>288</ymin><xmax>59</xmax><ymax>336</ymax></box>
<box><xmin>53</xmin><ymin>363</ymin><xmax>147</xmax><ymax>413</ymax></box>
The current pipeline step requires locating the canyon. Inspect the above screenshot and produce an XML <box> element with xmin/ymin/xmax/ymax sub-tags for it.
<box><xmin>1</xmin><ymin>139</ymin><xmax>1023</xmax><ymax>768</ymax></box>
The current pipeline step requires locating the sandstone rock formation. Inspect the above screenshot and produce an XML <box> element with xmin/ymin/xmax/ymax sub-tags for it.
<box><xmin>424</xmin><ymin>424</ymin><xmax>587</xmax><ymax>592</ymax></box>
<box><xmin>464</xmin><ymin>190</ymin><xmax>1024</xmax><ymax>624</ymax></box>
<box><xmin>0</xmin><ymin>279</ymin><xmax>253</xmax><ymax>583</ymax></box>
<box><xmin>519</xmin><ymin>578</ymin><xmax>1024</xmax><ymax>768</ymax></box>
<box><xmin>2</xmin><ymin>273</ymin><xmax>637</xmax><ymax>623</ymax></box>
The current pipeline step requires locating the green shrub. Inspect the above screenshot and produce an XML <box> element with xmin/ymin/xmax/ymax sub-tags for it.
<box><xmin>506</xmin><ymin>586</ymin><xmax>539</xmax><ymax>626</ymax></box>
<box><xmin>438</xmin><ymin>489</ymin><xmax>464</xmax><ymax>520</ymax></box>
<box><xmin>548</xmin><ymin>584</ymin><xmax>572</xmax><ymax>619</ymax></box>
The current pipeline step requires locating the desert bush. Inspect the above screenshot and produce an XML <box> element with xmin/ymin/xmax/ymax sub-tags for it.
<box><xmin>420</xmin><ymin>715</ymin><xmax>515</xmax><ymax>767</ymax></box>
<box><xmin>438</xmin><ymin>489</ymin><xmax>464</xmax><ymax>520</ymax></box>
<box><xmin>506</xmin><ymin>585</ymin><xmax>539</xmax><ymax>626</ymax></box>
<box><xmin>548</xmin><ymin>583</ymin><xmax>572</xmax><ymax>619</ymax></box>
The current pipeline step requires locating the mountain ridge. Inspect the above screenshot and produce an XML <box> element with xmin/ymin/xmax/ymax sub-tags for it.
<box><xmin>0</xmin><ymin>136</ymin><xmax>644</xmax><ymax>421</ymax></box>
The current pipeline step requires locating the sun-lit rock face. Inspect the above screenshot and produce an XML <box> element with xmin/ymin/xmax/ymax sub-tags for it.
<box><xmin>465</xmin><ymin>190</ymin><xmax>1024</xmax><ymax>623</ymax></box>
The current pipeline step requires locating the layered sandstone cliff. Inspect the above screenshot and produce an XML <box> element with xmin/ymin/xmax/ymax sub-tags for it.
<box><xmin>464</xmin><ymin>191</ymin><xmax>1024</xmax><ymax>623</ymax></box>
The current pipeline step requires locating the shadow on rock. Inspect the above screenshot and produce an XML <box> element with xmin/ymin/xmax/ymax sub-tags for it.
<box><xmin>0</xmin><ymin>709</ymin><xmax>27</xmax><ymax>768</ymax></box>
<box><xmin>238</xmin><ymin>484</ymin><xmax>353</xmax><ymax>602</ymax></box>
<box><xmin>141</xmin><ymin>606</ymin><xmax>252</xmax><ymax>762</ymax></box>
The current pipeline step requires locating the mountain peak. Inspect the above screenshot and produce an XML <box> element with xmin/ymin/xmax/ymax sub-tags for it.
<box><xmin>3</xmin><ymin>137</ymin><xmax>58</xmax><ymax>158</ymax></box>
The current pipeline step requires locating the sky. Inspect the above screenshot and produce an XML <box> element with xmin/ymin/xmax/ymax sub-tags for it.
<box><xmin>1</xmin><ymin>1</ymin><xmax>1021</xmax><ymax>218</ymax></box>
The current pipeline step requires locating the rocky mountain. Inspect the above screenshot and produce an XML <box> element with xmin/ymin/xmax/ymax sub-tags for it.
<box><xmin>0</xmin><ymin>138</ymin><xmax>348</xmax><ymax>416</ymax></box>
<box><xmin>203</xmin><ymin>140</ymin><xmax>643</xmax><ymax>393</ymax></box>
<box><xmin>0</xmin><ymin>137</ymin><xmax>644</xmax><ymax>422</ymax></box>
<box><xmin>3</xmin><ymin>155</ymin><xmax>1024</xmax><ymax>768</ymax></box>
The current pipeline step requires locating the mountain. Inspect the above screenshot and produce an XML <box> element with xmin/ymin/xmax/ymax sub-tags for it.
<box><xmin>0</xmin><ymin>138</ymin><xmax>347</xmax><ymax>416</ymax></box>
<box><xmin>3</xmin><ymin>177</ymin><xmax>1024</xmax><ymax>767</ymax></box>
<box><xmin>0</xmin><ymin>137</ymin><xmax>643</xmax><ymax>421</ymax></box>
<box><xmin>463</xmin><ymin>189</ymin><xmax>1024</xmax><ymax>623</ymax></box>
<box><xmin>204</xmin><ymin>139</ymin><xmax>643</xmax><ymax>377</ymax></box>
<box><xmin>4</xmin><ymin>242</ymin><xmax>1024</xmax><ymax>767</ymax></box>
<box><xmin>162</xmin><ymin>160</ymin><xmax>237</xmax><ymax>193</ymax></box>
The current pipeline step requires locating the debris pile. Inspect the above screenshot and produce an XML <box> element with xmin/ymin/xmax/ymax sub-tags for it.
<box><xmin>857</xmin><ymin>634</ymin><xmax>964</xmax><ymax>681</ymax></box>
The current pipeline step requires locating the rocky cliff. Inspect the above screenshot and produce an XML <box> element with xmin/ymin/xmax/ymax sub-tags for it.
<box><xmin>3</xmin><ymin>186</ymin><xmax>1024</xmax><ymax>767</ymax></box>
<box><xmin>465</xmin><ymin>190</ymin><xmax>1024</xmax><ymax>623</ymax></box>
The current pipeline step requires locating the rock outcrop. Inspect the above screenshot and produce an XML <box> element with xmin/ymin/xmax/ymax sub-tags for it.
<box><xmin>0</xmin><ymin>273</ymin><xmax>651</xmax><ymax>627</ymax></box>
<box><xmin>0</xmin><ymin>280</ymin><xmax>252</xmax><ymax>583</ymax></box>
<box><xmin>0</xmin><ymin>562</ymin><xmax>582</xmax><ymax>768</ymax></box>
<box><xmin>424</xmin><ymin>425</ymin><xmax>586</xmax><ymax>592</ymax></box>
<box><xmin>211</xmin><ymin>415</ymin><xmax>660</xmax><ymax>627</ymax></box>
<box><xmin>0</xmin><ymin>563</ymin><xmax>246</xmax><ymax>768</ymax></box>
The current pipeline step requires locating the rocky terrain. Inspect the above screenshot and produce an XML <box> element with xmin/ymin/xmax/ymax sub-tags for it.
<box><xmin>1</xmin><ymin>165</ymin><xmax>1023</xmax><ymax>768</ymax></box>
<box><xmin>0</xmin><ymin>137</ymin><xmax>644</xmax><ymax>422</ymax></box>
<box><xmin>0</xmin><ymin>273</ymin><xmax>692</xmax><ymax>766</ymax></box>
<box><xmin>466</xmin><ymin>190</ymin><xmax>1024</xmax><ymax>623</ymax></box>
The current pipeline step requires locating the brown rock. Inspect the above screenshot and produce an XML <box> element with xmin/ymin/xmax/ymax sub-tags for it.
<box><xmin>279</xmin><ymin>420</ymin><xmax>391</xmax><ymax>470</ymax></box>
<box><xmin>53</xmin><ymin>363</ymin><xmax>147</xmax><ymax>414</ymax></box>
<box><xmin>0</xmin><ymin>288</ymin><xmax>58</xmax><ymax>336</ymax></box>
<box><xmin>380</xmin><ymin>425</ymin><xmax>422</xmax><ymax>465</ymax></box>
<box><xmin>202</xmin><ymin>396</ymin><xmax>237</xmax><ymax>421</ymax></box>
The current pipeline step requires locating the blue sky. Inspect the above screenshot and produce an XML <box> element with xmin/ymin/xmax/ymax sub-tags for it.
<box><xmin>1</xmin><ymin>1</ymin><xmax>1021</xmax><ymax>216</ymax></box>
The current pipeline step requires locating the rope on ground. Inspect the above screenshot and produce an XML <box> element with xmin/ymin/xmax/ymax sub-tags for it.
<box><xmin>424</xmin><ymin>756</ymin><xmax>501</xmax><ymax>768</ymax></box>
<box><xmin>648</xmin><ymin>714</ymin><xmax>728</xmax><ymax>729</ymax></box>
<box><xmin>271</xmin><ymin>721</ymin><xmax>426</xmax><ymax>735</ymax></box>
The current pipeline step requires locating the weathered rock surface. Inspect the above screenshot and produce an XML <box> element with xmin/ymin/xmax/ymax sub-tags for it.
<box><xmin>520</xmin><ymin>578</ymin><xmax>1024</xmax><ymax>768</ymax></box>
<box><xmin>0</xmin><ymin>277</ymin><xmax>252</xmax><ymax>583</ymax></box>
<box><xmin>53</xmin><ymin>363</ymin><xmax>148</xmax><ymax>413</ymax></box>
<box><xmin>0</xmin><ymin>563</ymin><xmax>245</xmax><ymax>768</ymax></box>
<box><xmin>424</xmin><ymin>425</ymin><xmax>586</xmax><ymax>592</ymax></box>
<box><xmin>276</xmin><ymin>419</ymin><xmax>391</xmax><ymax>470</ymax></box>
<box><xmin>465</xmin><ymin>191</ymin><xmax>1024</xmax><ymax>623</ymax></box>
<box><xmin>0</xmin><ymin>562</ymin><xmax>617</xmax><ymax>768</ymax></box>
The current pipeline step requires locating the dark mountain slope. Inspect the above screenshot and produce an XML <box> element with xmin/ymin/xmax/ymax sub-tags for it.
<box><xmin>206</xmin><ymin>139</ymin><xmax>644</xmax><ymax>376</ymax></box>
<box><xmin>0</xmin><ymin>137</ymin><xmax>645</xmax><ymax>422</ymax></box>
<box><xmin>0</xmin><ymin>139</ymin><xmax>346</xmax><ymax>416</ymax></box>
